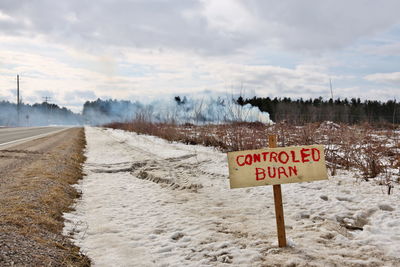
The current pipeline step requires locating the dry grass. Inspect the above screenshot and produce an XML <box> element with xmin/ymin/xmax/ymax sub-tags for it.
<box><xmin>106</xmin><ymin>120</ymin><xmax>400</xmax><ymax>184</ymax></box>
<box><xmin>0</xmin><ymin>128</ymin><xmax>90</xmax><ymax>266</ymax></box>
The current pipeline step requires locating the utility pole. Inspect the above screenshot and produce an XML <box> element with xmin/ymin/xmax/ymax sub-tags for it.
<box><xmin>43</xmin><ymin>96</ymin><xmax>52</xmax><ymax>125</ymax></box>
<box><xmin>393</xmin><ymin>98</ymin><xmax>396</xmax><ymax>125</ymax></box>
<box><xmin>329</xmin><ymin>78</ymin><xmax>334</xmax><ymax>100</ymax></box>
<box><xmin>329</xmin><ymin>78</ymin><xmax>334</xmax><ymax>122</ymax></box>
<box><xmin>17</xmin><ymin>75</ymin><xmax>20</xmax><ymax>126</ymax></box>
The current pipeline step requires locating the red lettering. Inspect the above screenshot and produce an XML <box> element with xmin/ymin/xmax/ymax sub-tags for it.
<box><xmin>291</xmin><ymin>150</ymin><xmax>300</xmax><ymax>162</ymax></box>
<box><xmin>278</xmin><ymin>167</ymin><xmax>288</xmax><ymax>178</ymax></box>
<box><xmin>267</xmin><ymin>166</ymin><xmax>276</xmax><ymax>178</ymax></box>
<box><xmin>236</xmin><ymin>155</ymin><xmax>245</xmax><ymax>166</ymax></box>
<box><xmin>288</xmin><ymin>166</ymin><xmax>298</xmax><ymax>176</ymax></box>
<box><xmin>262</xmin><ymin>152</ymin><xmax>269</xmax><ymax>161</ymax></box>
<box><xmin>300</xmin><ymin>148</ymin><xmax>311</xmax><ymax>163</ymax></box>
<box><xmin>270</xmin><ymin>152</ymin><xmax>278</xmax><ymax>162</ymax></box>
<box><xmin>278</xmin><ymin>151</ymin><xmax>289</xmax><ymax>164</ymax></box>
<box><xmin>311</xmin><ymin>148</ymin><xmax>321</xmax><ymax>162</ymax></box>
<box><xmin>253</xmin><ymin>153</ymin><xmax>261</xmax><ymax>163</ymax></box>
<box><xmin>255</xmin><ymin>168</ymin><xmax>266</xmax><ymax>180</ymax></box>
<box><xmin>245</xmin><ymin>154</ymin><xmax>252</xmax><ymax>165</ymax></box>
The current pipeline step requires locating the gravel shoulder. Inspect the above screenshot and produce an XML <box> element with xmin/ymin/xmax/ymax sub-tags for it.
<box><xmin>0</xmin><ymin>128</ymin><xmax>90</xmax><ymax>266</ymax></box>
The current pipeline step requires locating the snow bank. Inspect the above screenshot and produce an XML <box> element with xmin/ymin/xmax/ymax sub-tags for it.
<box><xmin>64</xmin><ymin>127</ymin><xmax>400</xmax><ymax>266</ymax></box>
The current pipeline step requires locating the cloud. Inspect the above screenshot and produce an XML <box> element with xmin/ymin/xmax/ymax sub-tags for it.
<box><xmin>364</xmin><ymin>72</ymin><xmax>400</xmax><ymax>84</ymax></box>
<box><xmin>333</xmin><ymin>86</ymin><xmax>398</xmax><ymax>101</ymax></box>
<box><xmin>1</xmin><ymin>0</ymin><xmax>400</xmax><ymax>112</ymax></box>
<box><xmin>242</xmin><ymin>0</ymin><xmax>400</xmax><ymax>51</ymax></box>
<box><xmin>205</xmin><ymin>62</ymin><xmax>335</xmax><ymax>98</ymax></box>
<box><xmin>73</xmin><ymin>90</ymin><xmax>97</xmax><ymax>99</ymax></box>
<box><xmin>1</xmin><ymin>0</ymin><xmax>400</xmax><ymax>54</ymax></box>
<box><xmin>360</xmin><ymin>42</ymin><xmax>400</xmax><ymax>56</ymax></box>
<box><xmin>0</xmin><ymin>0</ymin><xmax>230</xmax><ymax>54</ymax></box>
<box><xmin>0</xmin><ymin>33</ymin><xmax>363</xmax><ymax>110</ymax></box>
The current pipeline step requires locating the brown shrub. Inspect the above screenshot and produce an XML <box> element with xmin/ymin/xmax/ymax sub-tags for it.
<box><xmin>104</xmin><ymin>120</ymin><xmax>399</xmax><ymax>182</ymax></box>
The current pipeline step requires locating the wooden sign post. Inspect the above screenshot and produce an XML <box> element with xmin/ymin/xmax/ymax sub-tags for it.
<box><xmin>227</xmin><ymin>135</ymin><xmax>328</xmax><ymax>248</ymax></box>
<box><xmin>269</xmin><ymin>135</ymin><xmax>287</xmax><ymax>247</ymax></box>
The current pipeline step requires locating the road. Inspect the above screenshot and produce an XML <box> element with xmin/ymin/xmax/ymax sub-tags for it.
<box><xmin>0</xmin><ymin>126</ymin><xmax>68</xmax><ymax>148</ymax></box>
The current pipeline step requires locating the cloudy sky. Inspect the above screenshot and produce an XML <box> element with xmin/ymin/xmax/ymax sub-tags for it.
<box><xmin>1</xmin><ymin>0</ymin><xmax>399</xmax><ymax>112</ymax></box>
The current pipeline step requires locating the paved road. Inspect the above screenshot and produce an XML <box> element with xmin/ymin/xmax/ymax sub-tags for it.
<box><xmin>0</xmin><ymin>127</ymin><xmax>68</xmax><ymax>147</ymax></box>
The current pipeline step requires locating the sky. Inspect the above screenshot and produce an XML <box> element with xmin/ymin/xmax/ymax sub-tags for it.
<box><xmin>0</xmin><ymin>0</ymin><xmax>399</xmax><ymax>112</ymax></box>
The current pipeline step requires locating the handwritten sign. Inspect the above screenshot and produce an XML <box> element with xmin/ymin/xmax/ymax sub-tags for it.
<box><xmin>228</xmin><ymin>145</ymin><xmax>328</xmax><ymax>189</ymax></box>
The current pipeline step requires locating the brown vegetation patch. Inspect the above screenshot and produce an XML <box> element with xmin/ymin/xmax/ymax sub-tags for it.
<box><xmin>0</xmin><ymin>128</ymin><xmax>90</xmax><ymax>266</ymax></box>
<box><xmin>106</xmin><ymin>120</ymin><xmax>400</xmax><ymax>183</ymax></box>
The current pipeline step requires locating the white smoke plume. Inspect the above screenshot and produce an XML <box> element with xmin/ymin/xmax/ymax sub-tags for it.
<box><xmin>1</xmin><ymin>96</ymin><xmax>271</xmax><ymax>126</ymax></box>
<box><xmin>0</xmin><ymin>101</ymin><xmax>81</xmax><ymax>126</ymax></box>
<box><xmin>83</xmin><ymin>96</ymin><xmax>271</xmax><ymax>125</ymax></box>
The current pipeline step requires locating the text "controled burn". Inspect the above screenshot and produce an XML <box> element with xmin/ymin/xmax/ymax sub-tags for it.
<box><xmin>227</xmin><ymin>145</ymin><xmax>328</xmax><ymax>189</ymax></box>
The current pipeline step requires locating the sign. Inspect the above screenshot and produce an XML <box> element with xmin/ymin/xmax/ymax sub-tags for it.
<box><xmin>228</xmin><ymin>145</ymin><xmax>328</xmax><ymax>189</ymax></box>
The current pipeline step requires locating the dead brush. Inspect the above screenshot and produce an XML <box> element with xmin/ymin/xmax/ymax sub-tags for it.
<box><xmin>353</xmin><ymin>125</ymin><xmax>385</xmax><ymax>179</ymax></box>
<box><xmin>196</xmin><ymin>125</ymin><xmax>227</xmax><ymax>149</ymax></box>
<box><xmin>154</xmin><ymin>123</ymin><xmax>180</xmax><ymax>142</ymax></box>
<box><xmin>317</xmin><ymin>123</ymin><xmax>343</xmax><ymax>176</ymax></box>
<box><xmin>378</xmin><ymin>167</ymin><xmax>395</xmax><ymax>195</ymax></box>
<box><xmin>296</xmin><ymin>122</ymin><xmax>320</xmax><ymax>145</ymax></box>
<box><xmin>105</xmin><ymin>120</ymin><xmax>399</xmax><ymax>185</ymax></box>
<box><xmin>220</xmin><ymin>122</ymin><xmax>268</xmax><ymax>151</ymax></box>
<box><xmin>224</xmin><ymin>123</ymin><xmax>252</xmax><ymax>151</ymax></box>
<box><xmin>272</xmin><ymin>121</ymin><xmax>295</xmax><ymax>147</ymax></box>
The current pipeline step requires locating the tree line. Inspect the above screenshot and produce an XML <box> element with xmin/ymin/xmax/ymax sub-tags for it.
<box><xmin>0</xmin><ymin>100</ymin><xmax>81</xmax><ymax>126</ymax></box>
<box><xmin>238</xmin><ymin>96</ymin><xmax>400</xmax><ymax>125</ymax></box>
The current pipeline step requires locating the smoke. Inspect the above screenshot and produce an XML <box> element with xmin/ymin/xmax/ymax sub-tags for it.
<box><xmin>150</xmin><ymin>96</ymin><xmax>271</xmax><ymax>124</ymax></box>
<box><xmin>0</xmin><ymin>101</ymin><xmax>82</xmax><ymax>126</ymax></box>
<box><xmin>83</xmin><ymin>96</ymin><xmax>271</xmax><ymax>125</ymax></box>
<box><xmin>82</xmin><ymin>99</ymin><xmax>144</xmax><ymax>125</ymax></box>
<box><xmin>0</xmin><ymin>95</ymin><xmax>271</xmax><ymax>127</ymax></box>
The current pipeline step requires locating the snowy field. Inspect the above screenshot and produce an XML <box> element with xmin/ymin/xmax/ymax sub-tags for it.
<box><xmin>64</xmin><ymin>127</ymin><xmax>400</xmax><ymax>266</ymax></box>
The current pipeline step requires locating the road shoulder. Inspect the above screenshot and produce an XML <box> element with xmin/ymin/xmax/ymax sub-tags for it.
<box><xmin>0</xmin><ymin>128</ymin><xmax>90</xmax><ymax>266</ymax></box>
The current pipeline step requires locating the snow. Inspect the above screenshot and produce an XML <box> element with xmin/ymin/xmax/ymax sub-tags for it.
<box><xmin>64</xmin><ymin>127</ymin><xmax>400</xmax><ymax>266</ymax></box>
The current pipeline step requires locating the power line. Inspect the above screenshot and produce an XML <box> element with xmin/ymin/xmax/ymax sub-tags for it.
<box><xmin>42</xmin><ymin>96</ymin><xmax>51</xmax><ymax>103</ymax></box>
<box><xmin>42</xmin><ymin>96</ymin><xmax>52</xmax><ymax>125</ymax></box>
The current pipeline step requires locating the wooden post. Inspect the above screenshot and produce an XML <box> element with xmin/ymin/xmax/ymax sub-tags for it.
<box><xmin>269</xmin><ymin>135</ymin><xmax>287</xmax><ymax>247</ymax></box>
